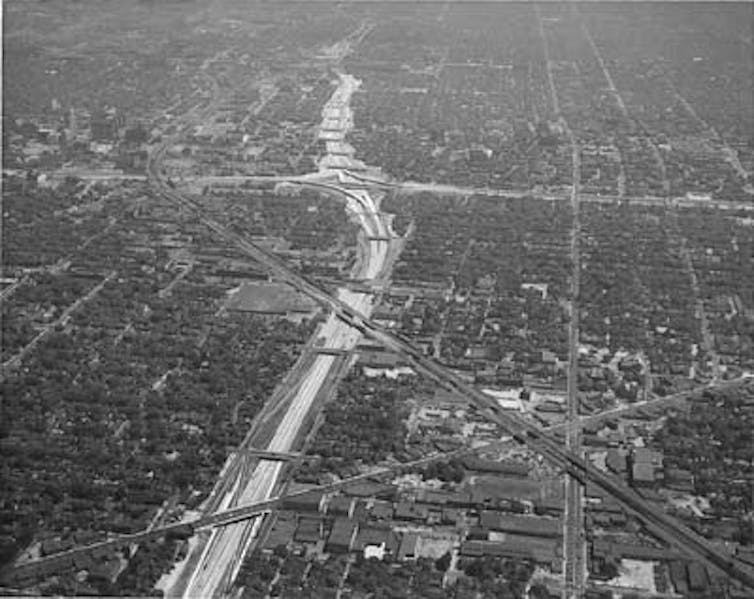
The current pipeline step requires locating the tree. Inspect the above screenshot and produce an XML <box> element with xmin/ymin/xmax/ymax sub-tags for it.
<box><xmin>435</xmin><ymin>551</ymin><xmax>451</xmax><ymax>572</ymax></box>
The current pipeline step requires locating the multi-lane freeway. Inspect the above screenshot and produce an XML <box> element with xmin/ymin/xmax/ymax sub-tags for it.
<box><xmin>176</xmin><ymin>72</ymin><xmax>392</xmax><ymax>599</ymax></box>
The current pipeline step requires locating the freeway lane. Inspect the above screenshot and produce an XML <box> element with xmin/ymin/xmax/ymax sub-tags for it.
<box><xmin>178</xmin><ymin>72</ymin><xmax>391</xmax><ymax>599</ymax></box>
<box><xmin>180</xmin><ymin>221</ymin><xmax>386</xmax><ymax>598</ymax></box>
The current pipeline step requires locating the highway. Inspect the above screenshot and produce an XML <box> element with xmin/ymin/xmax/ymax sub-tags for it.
<box><xmin>177</xmin><ymin>70</ymin><xmax>391</xmax><ymax>599</ymax></box>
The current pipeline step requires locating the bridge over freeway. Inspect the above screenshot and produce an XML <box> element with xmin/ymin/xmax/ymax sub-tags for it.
<box><xmin>228</xmin><ymin>448</ymin><xmax>302</xmax><ymax>461</ymax></box>
<box><xmin>313</xmin><ymin>346</ymin><xmax>351</xmax><ymax>357</ymax></box>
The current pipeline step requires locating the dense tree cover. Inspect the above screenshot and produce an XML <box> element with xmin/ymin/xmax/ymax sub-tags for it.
<box><xmin>301</xmin><ymin>371</ymin><xmax>417</xmax><ymax>480</ymax></box>
<box><xmin>1</xmin><ymin>273</ymin><xmax>99</xmax><ymax>360</ymax></box>
<box><xmin>239</xmin><ymin>551</ymin><xmax>536</xmax><ymax>598</ymax></box>
<box><xmin>346</xmin><ymin>556</ymin><xmax>445</xmax><ymax>598</ymax></box>
<box><xmin>435</xmin><ymin>551</ymin><xmax>452</xmax><ymax>572</ymax></box>
<box><xmin>2</xmin><ymin>176</ymin><xmax>130</xmax><ymax>269</ymax></box>
<box><xmin>201</xmin><ymin>188</ymin><xmax>357</xmax><ymax>254</ymax></box>
<box><xmin>385</xmin><ymin>188</ymin><xmax>752</xmax><ymax>382</ymax></box>
<box><xmin>580</xmin><ymin>203</ymin><xmax>701</xmax><ymax>375</ymax></box>
<box><xmin>351</xmin><ymin>3</ymin><xmax>752</xmax><ymax>199</ymax></box>
<box><xmin>383</xmin><ymin>194</ymin><xmax>570</xmax><ymax>372</ymax></box>
<box><xmin>0</xmin><ymin>182</ymin><xmax>318</xmax><ymax>597</ymax></box>
<box><xmin>459</xmin><ymin>556</ymin><xmax>534</xmax><ymax>598</ymax></box>
<box><xmin>0</xmin><ymin>300</ymin><xmax>312</xmax><ymax>568</ymax></box>
<box><xmin>115</xmin><ymin>539</ymin><xmax>174</xmax><ymax>597</ymax></box>
<box><xmin>237</xmin><ymin>551</ymin><xmax>285</xmax><ymax>598</ymax></box>
<box><xmin>679</xmin><ymin>210</ymin><xmax>754</xmax><ymax>366</ymax></box>
<box><xmin>385</xmin><ymin>194</ymin><xmax>571</xmax><ymax>296</ymax></box>
<box><xmin>654</xmin><ymin>383</ymin><xmax>754</xmax><ymax>542</ymax></box>
<box><xmin>1</xmin><ymin>139</ymin><xmax>363</xmax><ymax>595</ymax></box>
<box><xmin>239</xmin><ymin>551</ymin><xmax>351</xmax><ymax>598</ymax></box>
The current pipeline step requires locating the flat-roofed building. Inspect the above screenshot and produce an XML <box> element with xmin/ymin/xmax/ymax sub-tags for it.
<box><xmin>398</xmin><ymin>532</ymin><xmax>419</xmax><ymax>561</ymax></box>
